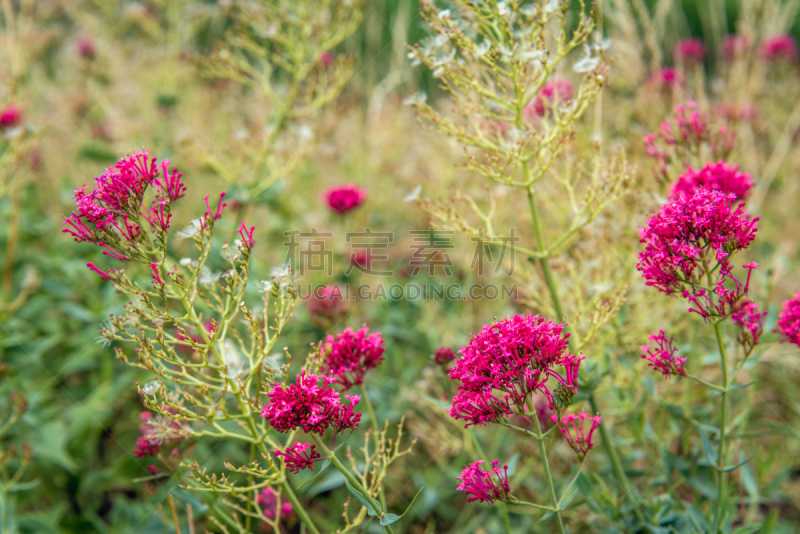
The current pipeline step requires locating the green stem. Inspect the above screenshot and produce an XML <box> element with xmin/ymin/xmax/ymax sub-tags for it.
<box><xmin>531</xmin><ymin>409</ymin><xmax>566</xmax><ymax>534</ymax></box>
<box><xmin>525</xmin><ymin>183</ymin><xmax>565</xmax><ymax>321</ymax></box>
<box><xmin>311</xmin><ymin>434</ymin><xmax>394</xmax><ymax>534</ymax></box>
<box><xmin>360</xmin><ymin>383</ymin><xmax>388</xmax><ymax>511</ymax></box>
<box><xmin>466</xmin><ymin>428</ymin><xmax>512</xmax><ymax>534</ymax></box>
<box><xmin>711</xmin><ymin>320</ymin><xmax>730</xmax><ymax>533</ymax></box>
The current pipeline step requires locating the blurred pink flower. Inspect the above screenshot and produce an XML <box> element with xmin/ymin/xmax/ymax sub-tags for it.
<box><xmin>258</xmin><ymin>488</ymin><xmax>294</xmax><ymax>522</ymax></box>
<box><xmin>0</xmin><ymin>105</ymin><xmax>21</xmax><ymax>128</ymax></box>
<box><xmin>434</xmin><ymin>346</ymin><xmax>456</xmax><ymax>365</ymax></box>
<box><xmin>456</xmin><ymin>460</ymin><xmax>511</xmax><ymax>503</ymax></box>
<box><xmin>323</xmin><ymin>184</ymin><xmax>366</xmax><ymax>214</ymax></box>
<box><xmin>776</xmin><ymin>292</ymin><xmax>800</xmax><ymax>347</ymax></box>
<box><xmin>648</xmin><ymin>67</ymin><xmax>683</xmax><ymax>89</ymax></box>
<box><xmin>671</xmin><ymin>161</ymin><xmax>754</xmax><ymax>202</ymax></box>
<box><xmin>322</xmin><ymin>326</ymin><xmax>385</xmax><ymax>389</ymax></box>
<box><xmin>760</xmin><ymin>34</ymin><xmax>798</xmax><ymax>62</ymax></box>
<box><xmin>722</xmin><ymin>34</ymin><xmax>749</xmax><ymax>59</ymax></box>
<box><xmin>76</xmin><ymin>36</ymin><xmax>96</xmax><ymax>60</ymax></box>
<box><xmin>673</xmin><ymin>38</ymin><xmax>706</xmax><ymax>63</ymax></box>
<box><xmin>307</xmin><ymin>284</ymin><xmax>348</xmax><ymax>324</ymax></box>
<box><xmin>525</xmin><ymin>79</ymin><xmax>573</xmax><ymax>117</ymax></box>
<box><xmin>320</xmin><ymin>51</ymin><xmax>333</xmax><ymax>68</ymax></box>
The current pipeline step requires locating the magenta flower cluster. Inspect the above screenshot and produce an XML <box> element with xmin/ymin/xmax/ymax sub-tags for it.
<box><xmin>637</xmin><ymin>188</ymin><xmax>759</xmax><ymax>318</ymax></box>
<box><xmin>0</xmin><ymin>105</ymin><xmax>21</xmax><ymax>129</ymax></box>
<box><xmin>673</xmin><ymin>38</ymin><xmax>706</xmax><ymax>63</ymax></box>
<box><xmin>776</xmin><ymin>293</ymin><xmax>800</xmax><ymax>347</ymax></box>
<box><xmin>447</xmin><ymin>315</ymin><xmax>582</xmax><ymax>428</ymax></box>
<box><xmin>434</xmin><ymin>347</ymin><xmax>456</xmax><ymax>365</ymax></box>
<box><xmin>323</xmin><ymin>327</ymin><xmax>385</xmax><ymax>390</ymax></box>
<box><xmin>456</xmin><ymin>460</ymin><xmax>511</xmax><ymax>504</ymax></box>
<box><xmin>640</xmin><ymin>330</ymin><xmax>687</xmax><ymax>378</ymax></box>
<box><xmin>258</xmin><ymin>488</ymin><xmax>294</xmax><ymax>522</ymax></box>
<box><xmin>261</xmin><ymin>371</ymin><xmax>362</xmax><ymax>435</ymax></box>
<box><xmin>525</xmin><ymin>79</ymin><xmax>573</xmax><ymax>118</ymax></box>
<box><xmin>732</xmin><ymin>301</ymin><xmax>768</xmax><ymax>352</ymax></box>
<box><xmin>671</xmin><ymin>161</ymin><xmax>754</xmax><ymax>202</ymax></box>
<box><xmin>760</xmin><ymin>34</ymin><xmax>798</xmax><ymax>62</ymax></box>
<box><xmin>551</xmin><ymin>412</ymin><xmax>602</xmax><ymax>459</ymax></box>
<box><xmin>274</xmin><ymin>442</ymin><xmax>321</xmax><ymax>474</ymax></box>
<box><xmin>323</xmin><ymin>184</ymin><xmax>366</xmax><ymax>214</ymax></box>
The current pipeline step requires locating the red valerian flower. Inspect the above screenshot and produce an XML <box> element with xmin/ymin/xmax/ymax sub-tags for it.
<box><xmin>671</xmin><ymin>161</ymin><xmax>754</xmax><ymax>202</ymax></box>
<box><xmin>322</xmin><ymin>327</ymin><xmax>385</xmax><ymax>389</ymax></box>
<box><xmin>673</xmin><ymin>38</ymin><xmax>706</xmax><ymax>63</ymax></box>
<box><xmin>0</xmin><ymin>105</ymin><xmax>21</xmax><ymax>129</ymax></box>
<box><xmin>722</xmin><ymin>34</ymin><xmax>749</xmax><ymax>59</ymax></box>
<box><xmin>261</xmin><ymin>371</ymin><xmax>361</xmax><ymax>435</ymax></box>
<box><xmin>775</xmin><ymin>292</ymin><xmax>800</xmax><ymax>347</ymax></box>
<box><xmin>322</xmin><ymin>184</ymin><xmax>366</xmax><ymax>214</ymax></box>
<box><xmin>637</xmin><ymin>188</ymin><xmax>759</xmax><ymax>319</ymax></box>
<box><xmin>551</xmin><ymin>412</ymin><xmax>602</xmax><ymax>459</ymax></box>
<box><xmin>647</xmin><ymin>67</ymin><xmax>683</xmax><ymax>90</ymax></box>
<box><xmin>258</xmin><ymin>488</ymin><xmax>294</xmax><ymax>522</ymax></box>
<box><xmin>524</xmin><ymin>79</ymin><xmax>573</xmax><ymax>117</ymax></box>
<box><xmin>456</xmin><ymin>460</ymin><xmax>511</xmax><ymax>503</ymax></box>
<box><xmin>76</xmin><ymin>36</ymin><xmax>96</xmax><ymax>60</ymax></box>
<box><xmin>447</xmin><ymin>315</ymin><xmax>582</xmax><ymax>427</ymax></box>
<box><xmin>307</xmin><ymin>285</ymin><xmax>349</xmax><ymax>325</ymax></box>
<box><xmin>274</xmin><ymin>442</ymin><xmax>321</xmax><ymax>474</ymax></box>
<box><xmin>760</xmin><ymin>34</ymin><xmax>798</xmax><ymax>62</ymax></box>
<box><xmin>434</xmin><ymin>346</ymin><xmax>456</xmax><ymax>365</ymax></box>
<box><xmin>732</xmin><ymin>300</ymin><xmax>767</xmax><ymax>353</ymax></box>
<box><xmin>640</xmin><ymin>330</ymin><xmax>687</xmax><ymax>378</ymax></box>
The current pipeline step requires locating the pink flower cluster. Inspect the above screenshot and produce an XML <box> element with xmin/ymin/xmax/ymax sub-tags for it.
<box><xmin>323</xmin><ymin>184</ymin><xmax>366</xmax><ymax>214</ymax></box>
<box><xmin>434</xmin><ymin>347</ymin><xmax>456</xmax><ymax>365</ymax></box>
<box><xmin>760</xmin><ymin>34</ymin><xmax>798</xmax><ymax>62</ymax></box>
<box><xmin>648</xmin><ymin>67</ymin><xmax>683</xmax><ymax>90</ymax></box>
<box><xmin>732</xmin><ymin>301</ymin><xmax>768</xmax><ymax>353</ymax></box>
<box><xmin>261</xmin><ymin>372</ymin><xmax>361</xmax><ymax>435</ymax></box>
<box><xmin>258</xmin><ymin>488</ymin><xmax>294</xmax><ymax>522</ymax></box>
<box><xmin>134</xmin><ymin>412</ymin><xmax>161</xmax><ymax>457</ymax></box>
<box><xmin>322</xmin><ymin>327</ymin><xmax>385</xmax><ymax>389</ymax></box>
<box><xmin>643</xmin><ymin>101</ymin><xmax>736</xmax><ymax>179</ymax></box>
<box><xmin>307</xmin><ymin>285</ymin><xmax>349</xmax><ymax>325</ymax></box>
<box><xmin>456</xmin><ymin>460</ymin><xmax>511</xmax><ymax>503</ymax></box>
<box><xmin>776</xmin><ymin>292</ymin><xmax>800</xmax><ymax>347</ymax></box>
<box><xmin>673</xmin><ymin>38</ymin><xmax>706</xmax><ymax>63</ymax></box>
<box><xmin>637</xmin><ymin>188</ymin><xmax>758</xmax><ymax>306</ymax></box>
<box><xmin>640</xmin><ymin>330</ymin><xmax>687</xmax><ymax>378</ymax></box>
<box><xmin>76</xmin><ymin>36</ymin><xmax>96</xmax><ymax>60</ymax></box>
<box><xmin>0</xmin><ymin>105</ymin><xmax>21</xmax><ymax>129</ymax></box>
<box><xmin>525</xmin><ymin>79</ymin><xmax>574</xmax><ymax>118</ymax></box>
<box><xmin>447</xmin><ymin>315</ymin><xmax>582</xmax><ymax>428</ymax></box>
<box><xmin>722</xmin><ymin>35</ymin><xmax>749</xmax><ymax>59</ymax></box>
<box><xmin>552</xmin><ymin>412</ymin><xmax>602</xmax><ymax>459</ymax></box>
<box><xmin>274</xmin><ymin>442</ymin><xmax>321</xmax><ymax>474</ymax></box>
<box><xmin>671</xmin><ymin>161</ymin><xmax>754</xmax><ymax>202</ymax></box>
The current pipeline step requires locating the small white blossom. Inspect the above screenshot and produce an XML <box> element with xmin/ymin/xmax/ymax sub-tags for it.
<box><xmin>574</xmin><ymin>45</ymin><xmax>600</xmax><ymax>73</ymax></box>
<box><xmin>179</xmin><ymin>258</ymin><xmax>192</xmax><ymax>267</ymax></box>
<box><xmin>221</xmin><ymin>339</ymin><xmax>247</xmax><ymax>379</ymax></box>
<box><xmin>176</xmin><ymin>219</ymin><xmax>203</xmax><ymax>239</ymax></box>
<box><xmin>404</xmin><ymin>185</ymin><xmax>422</xmax><ymax>202</ymax></box>
<box><xmin>545</xmin><ymin>0</ymin><xmax>559</xmax><ymax>13</ymax></box>
<box><xmin>143</xmin><ymin>380</ymin><xmax>161</xmax><ymax>395</ymax></box>
<box><xmin>403</xmin><ymin>92</ymin><xmax>427</xmax><ymax>106</ymax></box>
<box><xmin>199</xmin><ymin>267</ymin><xmax>222</xmax><ymax>285</ymax></box>
<box><xmin>438</xmin><ymin>9</ymin><xmax>450</xmax><ymax>19</ymax></box>
<box><xmin>475</xmin><ymin>40</ymin><xmax>491</xmax><ymax>57</ymax></box>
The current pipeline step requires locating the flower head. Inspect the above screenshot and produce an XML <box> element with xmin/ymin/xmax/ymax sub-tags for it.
<box><xmin>322</xmin><ymin>327</ymin><xmax>385</xmax><ymax>389</ymax></box>
<box><xmin>274</xmin><ymin>442</ymin><xmax>321</xmax><ymax>474</ymax></box>
<box><xmin>775</xmin><ymin>292</ymin><xmax>800</xmax><ymax>347</ymax></box>
<box><xmin>552</xmin><ymin>412</ymin><xmax>602</xmax><ymax>459</ymax></box>
<box><xmin>640</xmin><ymin>330</ymin><xmax>687</xmax><ymax>378</ymax></box>
<box><xmin>320</xmin><ymin>51</ymin><xmax>333</xmax><ymax>68</ymax></box>
<box><xmin>258</xmin><ymin>488</ymin><xmax>294</xmax><ymax>522</ymax></box>
<box><xmin>671</xmin><ymin>162</ymin><xmax>754</xmax><ymax>202</ymax></box>
<box><xmin>732</xmin><ymin>300</ymin><xmax>767</xmax><ymax>352</ymax></box>
<box><xmin>456</xmin><ymin>460</ymin><xmax>511</xmax><ymax>503</ymax></box>
<box><xmin>673</xmin><ymin>38</ymin><xmax>706</xmax><ymax>63</ymax></box>
<box><xmin>76</xmin><ymin>36</ymin><xmax>96</xmax><ymax>59</ymax></box>
<box><xmin>525</xmin><ymin>79</ymin><xmax>573</xmax><ymax>117</ymax></box>
<box><xmin>637</xmin><ymin>188</ymin><xmax>758</xmax><ymax>298</ymax></box>
<box><xmin>722</xmin><ymin>34</ymin><xmax>749</xmax><ymax>59</ymax></box>
<box><xmin>261</xmin><ymin>371</ymin><xmax>361</xmax><ymax>435</ymax></box>
<box><xmin>448</xmin><ymin>390</ymin><xmax>511</xmax><ymax>427</ymax></box>
<box><xmin>323</xmin><ymin>184</ymin><xmax>366</xmax><ymax>214</ymax></box>
<box><xmin>307</xmin><ymin>285</ymin><xmax>348</xmax><ymax>325</ymax></box>
<box><xmin>0</xmin><ymin>105</ymin><xmax>21</xmax><ymax>129</ymax></box>
<box><xmin>434</xmin><ymin>346</ymin><xmax>456</xmax><ymax>365</ymax></box>
<box><xmin>648</xmin><ymin>67</ymin><xmax>683</xmax><ymax>90</ymax></box>
<box><xmin>447</xmin><ymin>315</ymin><xmax>582</xmax><ymax>426</ymax></box>
<box><xmin>761</xmin><ymin>34</ymin><xmax>798</xmax><ymax>62</ymax></box>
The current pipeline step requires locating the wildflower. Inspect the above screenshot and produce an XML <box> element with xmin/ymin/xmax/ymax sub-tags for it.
<box><xmin>673</xmin><ymin>38</ymin><xmax>706</xmax><ymax>63</ymax></box>
<box><xmin>86</xmin><ymin>262</ymin><xmax>112</xmax><ymax>281</ymax></box>
<box><xmin>448</xmin><ymin>315</ymin><xmax>582</xmax><ymax>418</ymax></box>
<box><xmin>648</xmin><ymin>67</ymin><xmax>683</xmax><ymax>89</ymax></box>
<box><xmin>307</xmin><ymin>285</ymin><xmax>348</xmax><ymax>324</ymax></box>
<box><xmin>640</xmin><ymin>330</ymin><xmax>687</xmax><ymax>378</ymax></box>
<box><xmin>76</xmin><ymin>36</ymin><xmax>96</xmax><ymax>60</ymax></box>
<box><xmin>552</xmin><ymin>412</ymin><xmax>602</xmax><ymax>459</ymax></box>
<box><xmin>274</xmin><ymin>442</ymin><xmax>321</xmax><ymax>474</ymax></box>
<box><xmin>637</xmin><ymin>188</ymin><xmax>758</xmax><ymax>299</ymax></box>
<box><xmin>775</xmin><ymin>292</ymin><xmax>800</xmax><ymax>347</ymax></box>
<box><xmin>134</xmin><ymin>411</ymin><xmax>186</xmax><ymax>457</ymax></box>
<box><xmin>449</xmin><ymin>390</ymin><xmax>511</xmax><ymax>427</ymax></box>
<box><xmin>320</xmin><ymin>51</ymin><xmax>333</xmax><ymax>68</ymax></box>
<box><xmin>715</xmin><ymin>102</ymin><xmax>757</xmax><ymax>123</ymax></box>
<box><xmin>760</xmin><ymin>34</ymin><xmax>798</xmax><ymax>62</ymax></box>
<box><xmin>323</xmin><ymin>184</ymin><xmax>366</xmax><ymax>214</ymax></box>
<box><xmin>456</xmin><ymin>460</ymin><xmax>511</xmax><ymax>503</ymax></box>
<box><xmin>434</xmin><ymin>346</ymin><xmax>456</xmax><ymax>365</ymax></box>
<box><xmin>258</xmin><ymin>488</ymin><xmax>294</xmax><ymax>522</ymax></box>
<box><xmin>722</xmin><ymin>34</ymin><xmax>749</xmax><ymax>59</ymax></box>
<box><xmin>261</xmin><ymin>371</ymin><xmax>361</xmax><ymax>435</ymax></box>
<box><xmin>525</xmin><ymin>79</ymin><xmax>573</xmax><ymax>117</ymax></box>
<box><xmin>0</xmin><ymin>105</ymin><xmax>21</xmax><ymax>129</ymax></box>
<box><xmin>322</xmin><ymin>326</ymin><xmax>385</xmax><ymax>389</ymax></box>
<box><xmin>237</xmin><ymin>222</ymin><xmax>255</xmax><ymax>249</ymax></box>
<box><xmin>732</xmin><ymin>300</ymin><xmax>767</xmax><ymax>352</ymax></box>
<box><xmin>671</xmin><ymin>162</ymin><xmax>754</xmax><ymax>202</ymax></box>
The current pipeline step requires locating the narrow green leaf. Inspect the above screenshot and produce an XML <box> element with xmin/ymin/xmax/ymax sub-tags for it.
<box><xmin>699</xmin><ymin>426</ymin><xmax>718</xmax><ymax>467</ymax></box>
<box><xmin>731</xmin><ymin>526</ymin><xmax>761</xmax><ymax>534</ymax></box>
<box><xmin>710</xmin><ymin>382</ymin><xmax>755</xmax><ymax>396</ymax></box>
<box><xmin>297</xmin><ymin>460</ymin><xmax>331</xmax><ymax>490</ymax></box>
<box><xmin>380</xmin><ymin>487</ymin><xmax>424</xmax><ymax>525</ymax></box>
<box><xmin>718</xmin><ymin>449</ymin><xmax>760</xmax><ymax>472</ymax></box>
<box><xmin>344</xmin><ymin>480</ymin><xmax>378</xmax><ymax>517</ymax></box>
<box><xmin>575</xmin><ymin>472</ymin><xmax>593</xmax><ymax>497</ymax></box>
<box><xmin>538</xmin><ymin>509</ymin><xmax>555</xmax><ymax>523</ymax></box>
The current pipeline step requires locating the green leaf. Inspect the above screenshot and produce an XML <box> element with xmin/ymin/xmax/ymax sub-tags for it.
<box><xmin>344</xmin><ymin>480</ymin><xmax>379</xmax><ymax>517</ymax></box>
<box><xmin>718</xmin><ymin>449</ymin><xmax>760</xmax><ymax>472</ymax></box>
<box><xmin>380</xmin><ymin>487</ymin><xmax>424</xmax><ymax>526</ymax></box>
<box><xmin>538</xmin><ymin>509</ymin><xmax>555</xmax><ymax>523</ymax></box>
<box><xmin>297</xmin><ymin>459</ymin><xmax>331</xmax><ymax>490</ymax></box>
<box><xmin>709</xmin><ymin>382</ymin><xmax>755</xmax><ymax>396</ymax></box>
<box><xmin>558</xmin><ymin>484</ymin><xmax>579</xmax><ymax>509</ymax></box>
<box><xmin>731</xmin><ymin>526</ymin><xmax>761</xmax><ymax>534</ymax></box>
<box><xmin>699</xmin><ymin>426</ymin><xmax>718</xmax><ymax>467</ymax></box>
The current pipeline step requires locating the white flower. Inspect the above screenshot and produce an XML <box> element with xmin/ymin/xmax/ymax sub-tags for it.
<box><xmin>221</xmin><ymin>339</ymin><xmax>247</xmax><ymax>379</ymax></box>
<box><xmin>403</xmin><ymin>92</ymin><xmax>427</xmax><ymax>106</ymax></box>
<box><xmin>176</xmin><ymin>219</ymin><xmax>203</xmax><ymax>239</ymax></box>
<box><xmin>143</xmin><ymin>380</ymin><xmax>161</xmax><ymax>395</ymax></box>
<box><xmin>545</xmin><ymin>0</ymin><xmax>559</xmax><ymax>13</ymax></box>
<box><xmin>179</xmin><ymin>258</ymin><xmax>192</xmax><ymax>266</ymax></box>
<box><xmin>438</xmin><ymin>9</ymin><xmax>450</xmax><ymax>19</ymax></box>
<box><xmin>573</xmin><ymin>45</ymin><xmax>600</xmax><ymax>73</ymax></box>
<box><xmin>199</xmin><ymin>267</ymin><xmax>221</xmax><ymax>285</ymax></box>
<box><xmin>475</xmin><ymin>40</ymin><xmax>491</xmax><ymax>57</ymax></box>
